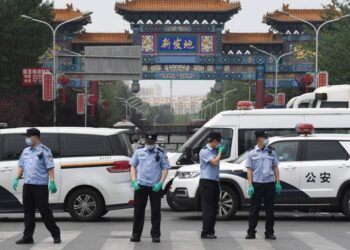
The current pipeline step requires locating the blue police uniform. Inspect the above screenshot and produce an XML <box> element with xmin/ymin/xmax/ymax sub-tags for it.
<box><xmin>199</xmin><ymin>142</ymin><xmax>221</xmax><ymax>237</ymax></box>
<box><xmin>246</xmin><ymin>144</ymin><xmax>279</xmax><ymax>238</ymax></box>
<box><xmin>129</xmin><ymin>145</ymin><xmax>171</xmax><ymax>186</ymax></box>
<box><xmin>18</xmin><ymin>144</ymin><xmax>54</xmax><ymax>185</ymax></box>
<box><xmin>200</xmin><ymin>144</ymin><xmax>220</xmax><ymax>181</ymax></box>
<box><xmin>130</xmin><ymin>144</ymin><xmax>170</xmax><ymax>240</ymax></box>
<box><xmin>246</xmin><ymin>145</ymin><xmax>279</xmax><ymax>183</ymax></box>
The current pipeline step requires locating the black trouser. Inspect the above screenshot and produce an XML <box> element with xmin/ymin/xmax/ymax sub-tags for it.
<box><xmin>22</xmin><ymin>184</ymin><xmax>60</xmax><ymax>239</ymax></box>
<box><xmin>200</xmin><ymin>179</ymin><xmax>220</xmax><ymax>235</ymax></box>
<box><xmin>247</xmin><ymin>182</ymin><xmax>275</xmax><ymax>236</ymax></box>
<box><xmin>132</xmin><ymin>185</ymin><xmax>162</xmax><ymax>238</ymax></box>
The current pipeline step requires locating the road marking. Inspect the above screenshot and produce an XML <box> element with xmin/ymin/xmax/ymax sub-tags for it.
<box><xmin>0</xmin><ymin>232</ymin><xmax>20</xmax><ymax>242</ymax></box>
<box><xmin>30</xmin><ymin>231</ymin><xmax>81</xmax><ymax>250</ymax></box>
<box><xmin>171</xmin><ymin>231</ymin><xmax>205</xmax><ymax>250</ymax></box>
<box><xmin>290</xmin><ymin>232</ymin><xmax>346</xmax><ymax>250</ymax></box>
<box><xmin>101</xmin><ymin>231</ymin><xmax>134</xmax><ymax>250</ymax></box>
<box><xmin>230</xmin><ymin>231</ymin><xmax>276</xmax><ymax>250</ymax></box>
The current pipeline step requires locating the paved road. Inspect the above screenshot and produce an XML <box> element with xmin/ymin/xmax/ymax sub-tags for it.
<box><xmin>0</xmin><ymin>202</ymin><xmax>349</xmax><ymax>250</ymax></box>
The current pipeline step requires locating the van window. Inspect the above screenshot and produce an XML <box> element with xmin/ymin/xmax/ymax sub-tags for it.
<box><xmin>59</xmin><ymin>134</ymin><xmax>112</xmax><ymax>157</ymax></box>
<box><xmin>3</xmin><ymin>133</ymin><xmax>59</xmax><ymax>160</ymax></box>
<box><xmin>303</xmin><ymin>140</ymin><xmax>349</xmax><ymax>161</ymax></box>
<box><xmin>109</xmin><ymin>133</ymin><xmax>133</xmax><ymax>157</ymax></box>
<box><xmin>320</xmin><ymin>102</ymin><xmax>349</xmax><ymax>108</ymax></box>
<box><xmin>238</xmin><ymin>129</ymin><xmax>296</xmax><ymax>156</ymax></box>
<box><xmin>270</xmin><ymin>141</ymin><xmax>299</xmax><ymax>162</ymax></box>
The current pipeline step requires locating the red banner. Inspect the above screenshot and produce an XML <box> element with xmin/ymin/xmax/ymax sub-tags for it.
<box><xmin>317</xmin><ymin>71</ymin><xmax>329</xmax><ymax>88</ymax></box>
<box><xmin>22</xmin><ymin>68</ymin><xmax>50</xmax><ymax>86</ymax></box>
<box><xmin>276</xmin><ymin>93</ymin><xmax>286</xmax><ymax>106</ymax></box>
<box><xmin>77</xmin><ymin>94</ymin><xmax>85</xmax><ymax>115</ymax></box>
<box><xmin>42</xmin><ymin>72</ymin><xmax>53</xmax><ymax>102</ymax></box>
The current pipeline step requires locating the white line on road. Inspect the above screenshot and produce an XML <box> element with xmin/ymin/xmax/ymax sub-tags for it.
<box><xmin>30</xmin><ymin>231</ymin><xmax>81</xmax><ymax>250</ymax></box>
<box><xmin>0</xmin><ymin>232</ymin><xmax>20</xmax><ymax>242</ymax></box>
<box><xmin>171</xmin><ymin>231</ymin><xmax>205</xmax><ymax>250</ymax></box>
<box><xmin>230</xmin><ymin>231</ymin><xmax>276</xmax><ymax>250</ymax></box>
<box><xmin>290</xmin><ymin>232</ymin><xmax>346</xmax><ymax>250</ymax></box>
<box><xmin>101</xmin><ymin>231</ymin><xmax>134</xmax><ymax>250</ymax></box>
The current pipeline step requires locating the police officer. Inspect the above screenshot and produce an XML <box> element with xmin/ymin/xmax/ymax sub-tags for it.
<box><xmin>245</xmin><ymin>130</ymin><xmax>282</xmax><ymax>240</ymax></box>
<box><xmin>13</xmin><ymin>128</ymin><xmax>61</xmax><ymax>245</ymax></box>
<box><xmin>199</xmin><ymin>132</ymin><xmax>225</xmax><ymax>239</ymax></box>
<box><xmin>129</xmin><ymin>133</ymin><xmax>171</xmax><ymax>243</ymax></box>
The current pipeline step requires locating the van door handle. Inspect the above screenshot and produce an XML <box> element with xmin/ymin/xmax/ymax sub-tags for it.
<box><xmin>285</xmin><ymin>166</ymin><xmax>297</xmax><ymax>170</ymax></box>
<box><xmin>339</xmin><ymin>164</ymin><xmax>350</xmax><ymax>169</ymax></box>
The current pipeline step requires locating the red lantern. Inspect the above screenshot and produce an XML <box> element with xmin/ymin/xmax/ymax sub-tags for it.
<box><xmin>88</xmin><ymin>95</ymin><xmax>97</xmax><ymax>117</ymax></box>
<box><xmin>264</xmin><ymin>94</ymin><xmax>273</xmax><ymax>104</ymax></box>
<box><xmin>58</xmin><ymin>75</ymin><xmax>70</xmax><ymax>104</ymax></box>
<box><xmin>301</xmin><ymin>74</ymin><xmax>314</xmax><ymax>93</ymax></box>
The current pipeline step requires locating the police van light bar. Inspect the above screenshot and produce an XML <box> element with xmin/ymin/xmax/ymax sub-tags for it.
<box><xmin>295</xmin><ymin>123</ymin><xmax>315</xmax><ymax>135</ymax></box>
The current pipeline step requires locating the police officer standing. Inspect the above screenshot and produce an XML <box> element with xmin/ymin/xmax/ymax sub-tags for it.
<box><xmin>245</xmin><ymin>131</ymin><xmax>282</xmax><ymax>240</ymax></box>
<box><xmin>129</xmin><ymin>133</ymin><xmax>171</xmax><ymax>243</ymax></box>
<box><xmin>199</xmin><ymin>132</ymin><xmax>225</xmax><ymax>239</ymax></box>
<box><xmin>13</xmin><ymin>128</ymin><xmax>61</xmax><ymax>244</ymax></box>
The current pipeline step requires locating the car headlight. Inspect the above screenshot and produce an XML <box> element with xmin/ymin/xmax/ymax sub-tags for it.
<box><xmin>177</xmin><ymin>171</ymin><xmax>200</xmax><ymax>179</ymax></box>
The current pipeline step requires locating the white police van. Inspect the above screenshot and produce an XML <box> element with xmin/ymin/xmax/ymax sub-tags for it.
<box><xmin>0</xmin><ymin>127</ymin><xmax>134</xmax><ymax>221</ymax></box>
<box><xmin>165</xmin><ymin>109</ymin><xmax>350</xmax><ymax>210</ymax></box>
<box><xmin>169</xmin><ymin>124</ymin><xmax>350</xmax><ymax>220</ymax></box>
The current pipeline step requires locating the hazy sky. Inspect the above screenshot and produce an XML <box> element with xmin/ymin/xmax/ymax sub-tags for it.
<box><xmin>54</xmin><ymin>0</ymin><xmax>332</xmax><ymax>96</ymax></box>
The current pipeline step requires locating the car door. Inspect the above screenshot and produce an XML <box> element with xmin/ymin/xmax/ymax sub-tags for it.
<box><xmin>269</xmin><ymin>140</ymin><xmax>301</xmax><ymax>204</ymax></box>
<box><xmin>299</xmin><ymin>140</ymin><xmax>349</xmax><ymax>204</ymax></box>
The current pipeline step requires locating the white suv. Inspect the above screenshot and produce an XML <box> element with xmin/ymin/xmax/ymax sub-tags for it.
<box><xmin>169</xmin><ymin>126</ymin><xmax>350</xmax><ymax>220</ymax></box>
<box><xmin>0</xmin><ymin>127</ymin><xmax>134</xmax><ymax>221</ymax></box>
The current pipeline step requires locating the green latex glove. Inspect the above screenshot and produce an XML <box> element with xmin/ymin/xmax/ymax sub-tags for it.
<box><xmin>248</xmin><ymin>184</ymin><xmax>254</xmax><ymax>198</ymax></box>
<box><xmin>13</xmin><ymin>177</ymin><xmax>19</xmax><ymax>191</ymax></box>
<box><xmin>132</xmin><ymin>180</ymin><xmax>140</xmax><ymax>191</ymax></box>
<box><xmin>49</xmin><ymin>180</ymin><xmax>57</xmax><ymax>194</ymax></box>
<box><xmin>275</xmin><ymin>182</ymin><xmax>282</xmax><ymax>195</ymax></box>
<box><xmin>152</xmin><ymin>182</ymin><xmax>163</xmax><ymax>192</ymax></box>
<box><xmin>218</xmin><ymin>145</ymin><xmax>225</xmax><ymax>154</ymax></box>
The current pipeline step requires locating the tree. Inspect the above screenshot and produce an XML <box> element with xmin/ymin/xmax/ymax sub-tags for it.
<box><xmin>0</xmin><ymin>0</ymin><xmax>53</xmax><ymax>95</ymax></box>
<box><xmin>318</xmin><ymin>0</ymin><xmax>350</xmax><ymax>84</ymax></box>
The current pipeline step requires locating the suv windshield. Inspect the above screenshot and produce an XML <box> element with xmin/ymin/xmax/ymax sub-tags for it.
<box><xmin>228</xmin><ymin>151</ymin><xmax>248</xmax><ymax>164</ymax></box>
<box><xmin>177</xmin><ymin>126</ymin><xmax>210</xmax><ymax>153</ymax></box>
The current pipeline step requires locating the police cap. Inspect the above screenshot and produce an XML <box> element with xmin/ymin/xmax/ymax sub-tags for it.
<box><xmin>208</xmin><ymin>132</ymin><xmax>222</xmax><ymax>141</ymax></box>
<box><xmin>25</xmin><ymin>128</ymin><xmax>41</xmax><ymax>137</ymax></box>
<box><xmin>145</xmin><ymin>132</ymin><xmax>157</xmax><ymax>141</ymax></box>
<box><xmin>255</xmin><ymin>130</ymin><xmax>268</xmax><ymax>139</ymax></box>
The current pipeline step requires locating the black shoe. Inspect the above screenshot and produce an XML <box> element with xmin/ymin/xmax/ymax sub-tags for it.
<box><xmin>53</xmin><ymin>237</ymin><xmax>61</xmax><ymax>244</ymax></box>
<box><xmin>245</xmin><ymin>234</ymin><xmax>256</xmax><ymax>240</ymax></box>
<box><xmin>201</xmin><ymin>233</ymin><xmax>217</xmax><ymax>239</ymax></box>
<box><xmin>130</xmin><ymin>236</ymin><xmax>141</xmax><ymax>242</ymax></box>
<box><xmin>152</xmin><ymin>237</ymin><xmax>161</xmax><ymax>243</ymax></box>
<box><xmin>16</xmin><ymin>237</ymin><xmax>34</xmax><ymax>244</ymax></box>
<box><xmin>265</xmin><ymin>234</ymin><xmax>276</xmax><ymax>240</ymax></box>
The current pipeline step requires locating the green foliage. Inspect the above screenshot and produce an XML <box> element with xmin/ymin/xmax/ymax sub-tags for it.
<box><xmin>0</xmin><ymin>0</ymin><xmax>53</xmax><ymax>95</ymax></box>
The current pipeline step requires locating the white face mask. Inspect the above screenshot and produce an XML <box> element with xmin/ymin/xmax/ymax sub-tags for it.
<box><xmin>25</xmin><ymin>138</ymin><xmax>32</xmax><ymax>146</ymax></box>
<box><xmin>263</xmin><ymin>138</ymin><xmax>270</xmax><ymax>146</ymax></box>
<box><xmin>146</xmin><ymin>144</ymin><xmax>156</xmax><ymax>151</ymax></box>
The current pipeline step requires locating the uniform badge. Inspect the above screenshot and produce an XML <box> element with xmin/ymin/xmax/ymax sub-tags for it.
<box><xmin>48</xmin><ymin>154</ymin><xmax>53</xmax><ymax>162</ymax></box>
<box><xmin>37</xmin><ymin>152</ymin><xmax>44</xmax><ymax>160</ymax></box>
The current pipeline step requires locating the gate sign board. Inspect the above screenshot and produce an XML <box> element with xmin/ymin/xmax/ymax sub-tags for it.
<box><xmin>276</xmin><ymin>92</ymin><xmax>286</xmax><ymax>106</ymax></box>
<box><xmin>42</xmin><ymin>72</ymin><xmax>53</xmax><ymax>102</ymax></box>
<box><xmin>317</xmin><ymin>71</ymin><xmax>329</xmax><ymax>88</ymax></box>
<box><xmin>77</xmin><ymin>94</ymin><xmax>85</xmax><ymax>115</ymax></box>
<box><xmin>83</xmin><ymin>46</ymin><xmax>142</xmax><ymax>81</ymax></box>
<box><xmin>22</xmin><ymin>68</ymin><xmax>50</xmax><ymax>86</ymax></box>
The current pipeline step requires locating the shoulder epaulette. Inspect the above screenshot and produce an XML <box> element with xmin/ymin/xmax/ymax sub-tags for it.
<box><xmin>137</xmin><ymin>145</ymin><xmax>145</xmax><ymax>149</ymax></box>
<box><xmin>248</xmin><ymin>147</ymin><xmax>255</xmax><ymax>151</ymax></box>
<box><xmin>156</xmin><ymin>146</ymin><xmax>164</xmax><ymax>153</ymax></box>
<box><xmin>40</xmin><ymin>145</ymin><xmax>50</xmax><ymax>152</ymax></box>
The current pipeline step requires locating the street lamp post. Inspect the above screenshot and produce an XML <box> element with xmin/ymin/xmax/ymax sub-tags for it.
<box><xmin>21</xmin><ymin>12</ymin><xmax>93</xmax><ymax>126</ymax></box>
<box><xmin>223</xmin><ymin>88</ymin><xmax>238</xmax><ymax>111</ymax></box>
<box><xmin>250</xmin><ymin>45</ymin><xmax>298</xmax><ymax>105</ymax></box>
<box><xmin>215</xmin><ymin>99</ymin><xmax>224</xmax><ymax>114</ymax></box>
<box><xmin>280</xmin><ymin>11</ymin><xmax>350</xmax><ymax>78</ymax></box>
<box><xmin>116</xmin><ymin>96</ymin><xmax>139</xmax><ymax>120</ymax></box>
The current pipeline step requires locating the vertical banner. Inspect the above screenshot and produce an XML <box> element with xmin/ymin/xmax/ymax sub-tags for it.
<box><xmin>317</xmin><ymin>71</ymin><xmax>329</xmax><ymax>88</ymax></box>
<box><xmin>42</xmin><ymin>72</ymin><xmax>53</xmax><ymax>102</ymax></box>
<box><xmin>276</xmin><ymin>92</ymin><xmax>286</xmax><ymax>106</ymax></box>
<box><xmin>77</xmin><ymin>94</ymin><xmax>85</xmax><ymax>115</ymax></box>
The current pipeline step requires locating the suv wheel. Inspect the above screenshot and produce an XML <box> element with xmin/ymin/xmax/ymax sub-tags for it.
<box><xmin>217</xmin><ymin>185</ymin><xmax>239</xmax><ymax>221</ymax></box>
<box><xmin>342</xmin><ymin>189</ymin><xmax>350</xmax><ymax>219</ymax></box>
<box><xmin>67</xmin><ymin>188</ymin><xmax>104</xmax><ymax>222</ymax></box>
